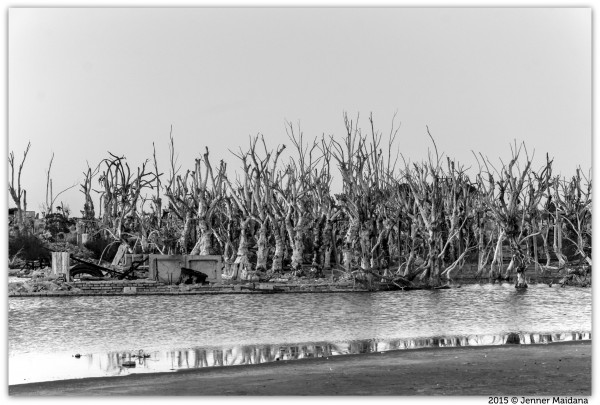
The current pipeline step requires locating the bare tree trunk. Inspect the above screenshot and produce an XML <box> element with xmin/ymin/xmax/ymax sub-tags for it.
<box><xmin>503</xmin><ymin>258</ymin><xmax>514</xmax><ymax>279</ymax></box>
<box><xmin>476</xmin><ymin>212</ymin><xmax>486</xmax><ymax>277</ymax></box>
<box><xmin>190</xmin><ymin>217</ymin><xmax>213</xmax><ymax>255</ymax></box>
<box><xmin>331</xmin><ymin>224</ymin><xmax>339</xmax><ymax>268</ymax></box>
<box><xmin>321</xmin><ymin>218</ymin><xmax>333</xmax><ymax>270</ymax></box>
<box><xmin>541</xmin><ymin>219</ymin><xmax>552</xmax><ymax>267</ymax></box>
<box><xmin>255</xmin><ymin>221</ymin><xmax>269</xmax><ymax>271</ymax></box>
<box><xmin>456</xmin><ymin>227</ymin><xmax>463</xmax><ymax>271</ymax></box>
<box><xmin>292</xmin><ymin>224</ymin><xmax>305</xmax><ymax>271</ymax></box>
<box><xmin>342</xmin><ymin>218</ymin><xmax>359</xmax><ymax>270</ymax></box>
<box><xmin>286</xmin><ymin>214</ymin><xmax>305</xmax><ymax>271</ymax></box>
<box><xmin>179</xmin><ymin>212</ymin><xmax>193</xmax><ymax>254</ymax></box>
<box><xmin>270</xmin><ymin>219</ymin><xmax>285</xmax><ymax>274</ymax></box>
<box><xmin>553</xmin><ymin>215</ymin><xmax>567</xmax><ymax>267</ymax></box>
<box><xmin>222</xmin><ymin>241</ymin><xmax>236</xmax><ymax>278</ymax></box>
<box><xmin>402</xmin><ymin>221</ymin><xmax>418</xmax><ymax>277</ymax></box>
<box><xmin>311</xmin><ymin>215</ymin><xmax>325</xmax><ymax>272</ymax></box>
<box><xmin>429</xmin><ymin>237</ymin><xmax>442</xmax><ymax>286</ymax></box>
<box><xmin>234</xmin><ymin>219</ymin><xmax>252</xmax><ymax>275</ymax></box>
<box><xmin>489</xmin><ymin>228</ymin><xmax>505</xmax><ymax>279</ymax></box>
<box><xmin>532</xmin><ymin>222</ymin><xmax>540</xmax><ymax>275</ymax></box>
<box><xmin>509</xmin><ymin>238</ymin><xmax>528</xmax><ymax>288</ymax></box>
<box><xmin>419</xmin><ymin>230</ymin><xmax>437</xmax><ymax>284</ymax></box>
<box><xmin>359</xmin><ymin>221</ymin><xmax>372</xmax><ymax>270</ymax></box>
<box><xmin>397</xmin><ymin>217</ymin><xmax>403</xmax><ymax>268</ymax></box>
<box><xmin>11</xmin><ymin>195</ymin><xmax>25</xmax><ymax>232</ymax></box>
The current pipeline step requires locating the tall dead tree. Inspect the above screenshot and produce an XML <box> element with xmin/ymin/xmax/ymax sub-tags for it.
<box><xmin>163</xmin><ymin>133</ymin><xmax>199</xmax><ymax>254</ymax></box>
<box><xmin>150</xmin><ymin>142</ymin><xmax>163</xmax><ymax>229</ymax></box>
<box><xmin>331</xmin><ymin>113</ymin><xmax>399</xmax><ymax>281</ymax></box>
<box><xmin>392</xmin><ymin>182</ymin><xmax>420</xmax><ymax>277</ymax></box>
<box><xmin>225</xmin><ymin>136</ymin><xmax>278</xmax><ymax>278</ymax></box>
<box><xmin>96</xmin><ymin>153</ymin><xmax>156</xmax><ymax>245</ymax></box>
<box><xmin>189</xmin><ymin>148</ymin><xmax>228</xmax><ymax>256</ymax></box>
<box><xmin>403</xmin><ymin>156</ymin><xmax>444</xmax><ymax>285</ymax></box>
<box><xmin>438</xmin><ymin>159</ymin><xmax>478</xmax><ymax>280</ymax></box>
<box><xmin>553</xmin><ymin>168</ymin><xmax>592</xmax><ymax>266</ymax></box>
<box><xmin>279</xmin><ymin>124</ymin><xmax>319</xmax><ymax>273</ymax></box>
<box><xmin>265</xmin><ymin>172</ymin><xmax>288</xmax><ymax>275</ymax></box>
<box><xmin>330</xmin><ymin>114</ymin><xmax>368</xmax><ymax>271</ymax></box>
<box><xmin>42</xmin><ymin>152</ymin><xmax>78</xmax><ymax>217</ymax></box>
<box><xmin>311</xmin><ymin>136</ymin><xmax>341</xmax><ymax>273</ymax></box>
<box><xmin>227</xmin><ymin>135</ymin><xmax>285</xmax><ymax>275</ymax></box>
<box><xmin>476</xmin><ymin>143</ymin><xmax>551</xmax><ymax>287</ymax></box>
<box><xmin>8</xmin><ymin>141</ymin><xmax>31</xmax><ymax>231</ymax></box>
<box><xmin>80</xmin><ymin>163</ymin><xmax>98</xmax><ymax>220</ymax></box>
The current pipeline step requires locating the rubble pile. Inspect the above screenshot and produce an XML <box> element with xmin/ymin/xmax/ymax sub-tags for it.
<box><xmin>8</xmin><ymin>268</ymin><xmax>82</xmax><ymax>294</ymax></box>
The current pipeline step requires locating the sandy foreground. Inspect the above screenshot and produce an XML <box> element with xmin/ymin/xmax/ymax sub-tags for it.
<box><xmin>8</xmin><ymin>341</ymin><xmax>591</xmax><ymax>396</ymax></box>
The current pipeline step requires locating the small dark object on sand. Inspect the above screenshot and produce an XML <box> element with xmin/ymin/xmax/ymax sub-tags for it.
<box><xmin>74</xmin><ymin>354</ymin><xmax>81</xmax><ymax>358</ymax></box>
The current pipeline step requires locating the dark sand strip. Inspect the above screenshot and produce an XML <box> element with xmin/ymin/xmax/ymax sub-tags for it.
<box><xmin>9</xmin><ymin>341</ymin><xmax>591</xmax><ymax>396</ymax></box>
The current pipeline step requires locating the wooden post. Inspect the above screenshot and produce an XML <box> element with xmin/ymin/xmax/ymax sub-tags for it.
<box><xmin>52</xmin><ymin>252</ymin><xmax>70</xmax><ymax>281</ymax></box>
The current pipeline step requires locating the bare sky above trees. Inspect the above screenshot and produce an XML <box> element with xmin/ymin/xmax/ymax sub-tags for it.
<box><xmin>8</xmin><ymin>7</ymin><xmax>591</xmax><ymax>215</ymax></box>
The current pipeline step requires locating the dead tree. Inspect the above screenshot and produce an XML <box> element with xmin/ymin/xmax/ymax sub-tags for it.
<box><xmin>389</xmin><ymin>181</ymin><xmax>421</xmax><ymax>277</ymax></box>
<box><xmin>329</xmin><ymin>115</ymin><xmax>363</xmax><ymax>271</ymax></box>
<box><xmin>42</xmin><ymin>152</ymin><xmax>78</xmax><ymax>217</ymax></box>
<box><xmin>165</xmin><ymin>169</ymin><xmax>196</xmax><ymax>254</ymax></box>
<box><xmin>438</xmin><ymin>160</ymin><xmax>478</xmax><ymax>280</ymax></box>
<box><xmin>330</xmin><ymin>114</ymin><xmax>375</xmax><ymax>272</ymax></box>
<box><xmin>8</xmin><ymin>141</ymin><xmax>31</xmax><ymax>231</ymax></box>
<box><xmin>189</xmin><ymin>148</ymin><xmax>228</xmax><ymax>256</ymax></box>
<box><xmin>403</xmin><ymin>157</ymin><xmax>444</xmax><ymax>285</ymax></box>
<box><xmin>213</xmin><ymin>196</ymin><xmax>239</xmax><ymax>277</ymax></box>
<box><xmin>311</xmin><ymin>136</ymin><xmax>342</xmax><ymax>273</ymax></box>
<box><xmin>330</xmin><ymin>113</ymin><xmax>399</xmax><ymax>284</ymax></box>
<box><xmin>96</xmin><ymin>153</ymin><xmax>156</xmax><ymax>247</ymax></box>
<box><xmin>279</xmin><ymin>123</ymin><xmax>321</xmax><ymax>274</ymax></box>
<box><xmin>549</xmin><ymin>176</ymin><xmax>569</xmax><ymax>268</ymax></box>
<box><xmin>553</xmin><ymin>168</ymin><xmax>592</xmax><ymax>267</ymax></box>
<box><xmin>150</xmin><ymin>142</ymin><xmax>163</xmax><ymax>230</ymax></box>
<box><xmin>226</xmin><ymin>135</ymin><xmax>284</xmax><ymax>278</ymax></box>
<box><xmin>264</xmin><ymin>175</ymin><xmax>288</xmax><ymax>275</ymax></box>
<box><xmin>401</xmin><ymin>130</ymin><xmax>477</xmax><ymax>286</ymax></box>
<box><xmin>231</xmin><ymin>136</ymin><xmax>285</xmax><ymax>273</ymax></box>
<box><xmin>225</xmin><ymin>156</ymin><xmax>253</xmax><ymax>277</ymax></box>
<box><xmin>522</xmin><ymin>154</ymin><xmax>554</xmax><ymax>275</ymax></box>
<box><xmin>80</xmin><ymin>163</ymin><xmax>99</xmax><ymax>220</ymax></box>
<box><xmin>163</xmin><ymin>133</ymin><xmax>200</xmax><ymax>254</ymax></box>
<box><xmin>476</xmin><ymin>143</ymin><xmax>551</xmax><ymax>288</ymax></box>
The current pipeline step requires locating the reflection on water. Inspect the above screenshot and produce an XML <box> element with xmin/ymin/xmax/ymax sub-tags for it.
<box><xmin>8</xmin><ymin>284</ymin><xmax>592</xmax><ymax>385</ymax></box>
<box><xmin>87</xmin><ymin>331</ymin><xmax>595</xmax><ymax>370</ymax></box>
<box><xmin>8</xmin><ymin>331</ymin><xmax>591</xmax><ymax>385</ymax></box>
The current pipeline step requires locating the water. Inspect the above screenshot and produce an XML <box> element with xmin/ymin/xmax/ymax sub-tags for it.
<box><xmin>8</xmin><ymin>284</ymin><xmax>592</xmax><ymax>385</ymax></box>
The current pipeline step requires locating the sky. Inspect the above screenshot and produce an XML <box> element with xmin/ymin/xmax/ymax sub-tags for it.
<box><xmin>7</xmin><ymin>7</ymin><xmax>592</xmax><ymax>215</ymax></box>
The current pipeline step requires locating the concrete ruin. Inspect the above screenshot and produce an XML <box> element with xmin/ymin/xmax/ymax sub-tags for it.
<box><xmin>148</xmin><ymin>254</ymin><xmax>222</xmax><ymax>284</ymax></box>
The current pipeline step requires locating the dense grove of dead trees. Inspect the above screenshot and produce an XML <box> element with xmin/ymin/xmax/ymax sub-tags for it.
<box><xmin>8</xmin><ymin>116</ymin><xmax>592</xmax><ymax>287</ymax></box>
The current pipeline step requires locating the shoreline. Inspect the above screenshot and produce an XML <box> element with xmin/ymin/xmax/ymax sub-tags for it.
<box><xmin>9</xmin><ymin>276</ymin><xmax>587</xmax><ymax>298</ymax></box>
<box><xmin>9</xmin><ymin>340</ymin><xmax>591</xmax><ymax>396</ymax></box>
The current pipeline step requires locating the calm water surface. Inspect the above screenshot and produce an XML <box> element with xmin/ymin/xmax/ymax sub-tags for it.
<box><xmin>8</xmin><ymin>284</ymin><xmax>592</xmax><ymax>385</ymax></box>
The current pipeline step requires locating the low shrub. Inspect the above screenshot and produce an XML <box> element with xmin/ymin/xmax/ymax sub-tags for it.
<box><xmin>8</xmin><ymin>233</ymin><xmax>50</xmax><ymax>261</ymax></box>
